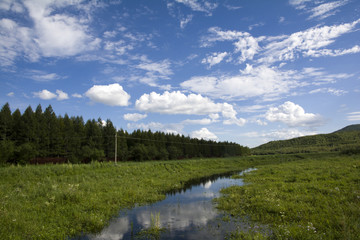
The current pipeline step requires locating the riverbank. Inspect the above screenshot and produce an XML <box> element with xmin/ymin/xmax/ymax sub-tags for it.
<box><xmin>1</xmin><ymin>157</ymin><xmax>265</xmax><ymax>239</ymax></box>
<box><xmin>215</xmin><ymin>153</ymin><xmax>360</xmax><ymax>239</ymax></box>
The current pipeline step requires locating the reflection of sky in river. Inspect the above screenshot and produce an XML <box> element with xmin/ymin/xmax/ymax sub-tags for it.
<box><xmin>85</xmin><ymin>170</ymin><xmax>254</xmax><ymax>240</ymax></box>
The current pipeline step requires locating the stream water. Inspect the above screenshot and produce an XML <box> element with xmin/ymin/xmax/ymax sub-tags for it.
<box><xmin>80</xmin><ymin>168</ymin><xmax>255</xmax><ymax>240</ymax></box>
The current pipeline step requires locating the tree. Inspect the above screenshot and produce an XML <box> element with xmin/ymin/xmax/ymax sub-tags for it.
<box><xmin>0</xmin><ymin>103</ymin><xmax>12</xmax><ymax>141</ymax></box>
<box><xmin>0</xmin><ymin>140</ymin><xmax>15</xmax><ymax>164</ymax></box>
<box><xmin>102</xmin><ymin>119</ymin><xmax>116</xmax><ymax>159</ymax></box>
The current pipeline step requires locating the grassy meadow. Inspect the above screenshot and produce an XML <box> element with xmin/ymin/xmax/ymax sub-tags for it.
<box><xmin>0</xmin><ymin>157</ymin><xmax>264</xmax><ymax>240</ymax></box>
<box><xmin>215</xmin><ymin>153</ymin><xmax>360</xmax><ymax>239</ymax></box>
<box><xmin>1</xmin><ymin>153</ymin><xmax>359</xmax><ymax>239</ymax></box>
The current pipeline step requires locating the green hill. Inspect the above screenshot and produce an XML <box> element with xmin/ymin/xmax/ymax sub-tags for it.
<box><xmin>252</xmin><ymin>125</ymin><xmax>360</xmax><ymax>155</ymax></box>
<box><xmin>334</xmin><ymin>124</ymin><xmax>360</xmax><ymax>133</ymax></box>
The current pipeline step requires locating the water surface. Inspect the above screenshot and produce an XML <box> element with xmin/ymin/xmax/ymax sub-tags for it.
<box><xmin>84</xmin><ymin>168</ymin><xmax>255</xmax><ymax>239</ymax></box>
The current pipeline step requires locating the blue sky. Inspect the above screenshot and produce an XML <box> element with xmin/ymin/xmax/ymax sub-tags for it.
<box><xmin>1</xmin><ymin>0</ymin><xmax>360</xmax><ymax>147</ymax></box>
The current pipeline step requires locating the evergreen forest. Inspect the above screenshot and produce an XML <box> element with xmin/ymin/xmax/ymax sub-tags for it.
<box><xmin>0</xmin><ymin>103</ymin><xmax>250</xmax><ymax>164</ymax></box>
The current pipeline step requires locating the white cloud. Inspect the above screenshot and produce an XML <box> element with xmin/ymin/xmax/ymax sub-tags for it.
<box><xmin>265</xmin><ymin>101</ymin><xmax>323</xmax><ymax>127</ymax></box>
<box><xmin>7</xmin><ymin>92</ymin><xmax>14</xmax><ymax>97</ymax></box>
<box><xmin>259</xmin><ymin>19</ymin><xmax>360</xmax><ymax>64</ymax></box>
<box><xmin>289</xmin><ymin>0</ymin><xmax>312</xmax><ymax>10</ymax></box>
<box><xmin>127</xmin><ymin>122</ymin><xmax>181</xmax><ymax>135</ymax></box>
<box><xmin>0</xmin><ymin>0</ymin><xmax>24</xmax><ymax>13</ymax></box>
<box><xmin>201</xmin><ymin>52</ymin><xmax>228</xmax><ymax>68</ymax></box>
<box><xmin>33</xmin><ymin>89</ymin><xmax>70</xmax><ymax>100</ymax></box>
<box><xmin>242</xmin><ymin>128</ymin><xmax>317</xmax><ymax>141</ymax></box>
<box><xmin>201</xmin><ymin>20</ymin><xmax>360</xmax><ymax>66</ymax></box>
<box><xmin>27</xmin><ymin>70</ymin><xmax>63</xmax><ymax>82</ymax></box>
<box><xmin>202</xmin><ymin>27</ymin><xmax>261</xmax><ymax>63</ymax></box>
<box><xmin>33</xmin><ymin>89</ymin><xmax>57</xmax><ymax>100</ymax></box>
<box><xmin>264</xmin><ymin>128</ymin><xmax>317</xmax><ymax>139</ymax></box>
<box><xmin>135</xmin><ymin>91</ymin><xmax>221</xmax><ymax>115</ymax></box>
<box><xmin>224</xmin><ymin>4</ymin><xmax>242</xmax><ymax>10</ymax></box>
<box><xmin>304</xmin><ymin>45</ymin><xmax>360</xmax><ymax>58</ymax></box>
<box><xmin>248</xmin><ymin>22</ymin><xmax>264</xmax><ymax>31</ymax></box>
<box><xmin>135</xmin><ymin>91</ymin><xmax>245</xmax><ymax>126</ymax></box>
<box><xmin>0</xmin><ymin>18</ymin><xmax>38</xmax><ymax>67</ymax></box>
<box><xmin>180</xmin><ymin>15</ymin><xmax>193</xmax><ymax>29</ymax></box>
<box><xmin>103</xmin><ymin>30</ymin><xmax>117</xmax><ymax>38</ymax></box>
<box><xmin>123</xmin><ymin>113</ymin><xmax>148</xmax><ymax>122</ymax></box>
<box><xmin>136</xmin><ymin>59</ymin><xmax>173</xmax><ymax>76</ymax></box>
<box><xmin>175</xmin><ymin>0</ymin><xmax>218</xmax><ymax>15</ymax></box>
<box><xmin>182</xmin><ymin>118</ymin><xmax>213</xmax><ymax>125</ymax></box>
<box><xmin>56</xmin><ymin>90</ymin><xmax>69</xmax><ymax>100</ymax></box>
<box><xmin>85</xmin><ymin>83</ymin><xmax>130</xmax><ymax>106</ymax></box>
<box><xmin>0</xmin><ymin>1</ymin><xmax>100</xmax><ymax>67</ymax></box>
<box><xmin>190</xmin><ymin>128</ymin><xmax>218</xmax><ymax>141</ymax></box>
<box><xmin>347</xmin><ymin>112</ymin><xmax>360</xmax><ymax>121</ymax></box>
<box><xmin>72</xmin><ymin>93</ymin><xmax>82</xmax><ymax>98</ymax></box>
<box><xmin>309</xmin><ymin>88</ymin><xmax>347</xmax><ymax>96</ymax></box>
<box><xmin>181</xmin><ymin>65</ymin><xmax>299</xmax><ymax>101</ymax></box>
<box><xmin>308</xmin><ymin>1</ymin><xmax>348</xmax><ymax>20</ymax></box>
<box><xmin>23</xmin><ymin>0</ymin><xmax>100</xmax><ymax>58</ymax></box>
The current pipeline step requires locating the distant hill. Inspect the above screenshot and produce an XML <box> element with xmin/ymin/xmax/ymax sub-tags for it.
<box><xmin>252</xmin><ymin>124</ymin><xmax>360</xmax><ymax>155</ymax></box>
<box><xmin>334</xmin><ymin>124</ymin><xmax>360</xmax><ymax>133</ymax></box>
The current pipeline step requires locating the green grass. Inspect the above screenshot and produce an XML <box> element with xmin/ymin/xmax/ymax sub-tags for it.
<box><xmin>215</xmin><ymin>153</ymin><xmax>360</xmax><ymax>239</ymax></box>
<box><xmin>0</xmin><ymin>157</ymin><xmax>264</xmax><ymax>240</ymax></box>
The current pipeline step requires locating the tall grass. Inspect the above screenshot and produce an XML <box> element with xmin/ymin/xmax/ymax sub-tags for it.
<box><xmin>215</xmin><ymin>154</ymin><xmax>360</xmax><ymax>239</ymax></box>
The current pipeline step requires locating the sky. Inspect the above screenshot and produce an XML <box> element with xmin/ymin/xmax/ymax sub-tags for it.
<box><xmin>1</xmin><ymin>0</ymin><xmax>360</xmax><ymax>147</ymax></box>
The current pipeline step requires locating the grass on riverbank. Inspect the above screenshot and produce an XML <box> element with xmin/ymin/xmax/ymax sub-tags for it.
<box><xmin>215</xmin><ymin>153</ymin><xmax>360</xmax><ymax>239</ymax></box>
<box><xmin>0</xmin><ymin>157</ymin><xmax>268</xmax><ymax>240</ymax></box>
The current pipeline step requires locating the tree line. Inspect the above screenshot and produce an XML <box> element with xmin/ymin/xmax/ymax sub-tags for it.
<box><xmin>0</xmin><ymin>103</ymin><xmax>250</xmax><ymax>164</ymax></box>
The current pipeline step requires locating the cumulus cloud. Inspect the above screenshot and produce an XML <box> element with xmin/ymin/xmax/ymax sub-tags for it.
<box><xmin>265</xmin><ymin>101</ymin><xmax>323</xmax><ymax>127</ymax></box>
<box><xmin>85</xmin><ymin>83</ymin><xmax>130</xmax><ymax>106</ymax></box>
<box><xmin>123</xmin><ymin>113</ymin><xmax>148</xmax><ymax>122</ymax></box>
<box><xmin>181</xmin><ymin>64</ymin><xmax>299</xmax><ymax>101</ymax></box>
<box><xmin>135</xmin><ymin>91</ymin><xmax>245</xmax><ymax>126</ymax></box>
<box><xmin>56</xmin><ymin>90</ymin><xmax>69</xmax><ymax>100</ymax></box>
<box><xmin>33</xmin><ymin>89</ymin><xmax>56</xmax><ymax>100</ymax></box>
<box><xmin>0</xmin><ymin>0</ymin><xmax>100</xmax><ymax>67</ymax></box>
<box><xmin>127</xmin><ymin>122</ymin><xmax>181</xmax><ymax>135</ymax></box>
<box><xmin>33</xmin><ymin>89</ymin><xmax>70</xmax><ymax>101</ymax></box>
<box><xmin>190</xmin><ymin>128</ymin><xmax>218</xmax><ymax>141</ymax></box>
<box><xmin>244</xmin><ymin>128</ymin><xmax>317</xmax><ymax>140</ymax></box>
<box><xmin>23</xmin><ymin>0</ymin><xmax>100</xmax><ymax>58</ymax></box>
<box><xmin>201</xmin><ymin>52</ymin><xmax>228</xmax><ymax>68</ymax></box>
<box><xmin>202</xmin><ymin>27</ymin><xmax>261</xmax><ymax>63</ymax></box>
<box><xmin>135</xmin><ymin>91</ymin><xmax>222</xmax><ymax>115</ymax></box>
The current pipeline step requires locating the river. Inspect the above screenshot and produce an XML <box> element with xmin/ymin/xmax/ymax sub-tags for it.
<box><xmin>79</xmin><ymin>168</ymin><xmax>255</xmax><ymax>240</ymax></box>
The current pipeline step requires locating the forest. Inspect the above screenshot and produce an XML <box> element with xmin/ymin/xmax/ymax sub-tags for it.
<box><xmin>0</xmin><ymin>103</ymin><xmax>250</xmax><ymax>164</ymax></box>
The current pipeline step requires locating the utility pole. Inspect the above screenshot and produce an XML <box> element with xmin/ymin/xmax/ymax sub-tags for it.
<box><xmin>114</xmin><ymin>130</ymin><xmax>117</xmax><ymax>164</ymax></box>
